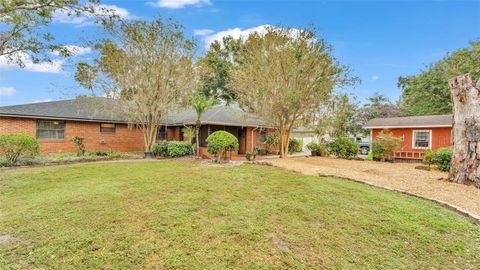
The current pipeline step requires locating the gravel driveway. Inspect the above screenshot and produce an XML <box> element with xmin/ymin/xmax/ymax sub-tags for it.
<box><xmin>267</xmin><ymin>157</ymin><xmax>480</xmax><ymax>223</ymax></box>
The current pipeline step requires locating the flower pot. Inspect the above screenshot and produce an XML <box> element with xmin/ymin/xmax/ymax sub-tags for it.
<box><xmin>144</xmin><ymin>152</ymin><xmax>153</xmax><ymax>159</ymax></box>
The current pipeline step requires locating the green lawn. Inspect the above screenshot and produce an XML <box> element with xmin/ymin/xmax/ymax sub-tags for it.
<box><xmin>0</xmin><ymin>161</ymin><xmax>479</xmax><ymax>269</ymax></box>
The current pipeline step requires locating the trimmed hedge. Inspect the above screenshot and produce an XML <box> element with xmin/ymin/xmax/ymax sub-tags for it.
<box><xmin>0</xmin><ymin>134</ymin><xmax>39</xmax><ymax>164</ymax></box>
<box><xmin>206</xmin><ymin>131</ymin><xmax>239</xmax><ymax>160</ymax></box>
<box><xmin>152</xmin><ymin>141</ymin><xmax>193</xmax><ymax>158</ymax></box>
<box><xmin>328</xmin><ymin>137</ymin><xmax>359</xmax><ymax>159</ymax></box>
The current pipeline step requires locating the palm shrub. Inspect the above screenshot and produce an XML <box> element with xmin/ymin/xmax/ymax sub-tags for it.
<box><xmin>265</xmin><ymin>133</ymin><xmax>279</xmax><ymax>154</ymax></box>
<box><xmin>182</xmin><ymin>126</ymin><xmax>196</xmax><ymax>143</ymax></box>
<box><xmin>371</xmin><ymin>131</ymin><xmax>400</xmax><ymax>161</ymax></box>
<box><xmin>0</xmin><ymin>134</ymin><xmax>40</xmax><ymax>165</ymax></box>
<box><xmin>206</xmin><ymin>131</ymin><xmax>239</xmax><ymax>162</ymax></box>
<box><xmin>71</xmin><ymin>136</ymin><xmax>86</xmax><ymax>156</ymax></box>
<box><xmin>328</xmin><ymin>136</ymin><xmax>359</xmax><ymax>159</ymax></box>
<box><xmin>288</xmin><ymin>138</ymin><xmax>303</xmax><ymax>153</ymax></box>
<box><xmin>191</xmin><ymin>93</ymin><xmax>217</xmax><ymax>156</ymax></box>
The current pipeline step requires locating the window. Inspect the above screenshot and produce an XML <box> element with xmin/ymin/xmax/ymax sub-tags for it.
<box><xmin>157</xmin><ymin>126</ymin><xmax>166</xmax><ymax>141</ymax></box>
<box><xmin>100</xmin><ymin>123</ymin><xmax>116</xmax><ymax>133</ymax></box>
<box><xmin>257</xmin><ymin>129</ymin><xmax>267</xmax><ymax>143</ymax></box>
<box><xmin>36</xmin><ymin>120</ymin><xmax>65</xmax><ymax>140</ymax></box>
<box><xmin>413</xmin><ymin>130</ymin><xmax>431</xmax><ymax>149</ymax></box>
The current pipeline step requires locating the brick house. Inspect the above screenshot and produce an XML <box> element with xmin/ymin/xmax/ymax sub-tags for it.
<box><xmin>0</xmin><ymin>97</ymin><xmax>275</xmax><ymax>158</ymax></box>
<box><xmin>364</xmin><ymin>114</ymin><xmax>453</xmax><ymax>160</ymax></box>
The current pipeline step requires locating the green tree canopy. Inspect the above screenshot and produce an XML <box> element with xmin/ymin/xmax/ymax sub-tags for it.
<box><xmin>196</xmin><ymin>36</ymin><xmax>242</xmax><ymax>104</ymax></box>
<box><xmin>0</xmin><ymin>0</ymin><xmax>109</xmax><ymax>66</ymax></box>
<box><xmin>398</xmin><ymin>41</ymin><xmax>480</xmax><ymax>116</ymax></box>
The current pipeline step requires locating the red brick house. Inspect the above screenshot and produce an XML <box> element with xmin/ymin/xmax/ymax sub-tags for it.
<box><xmin>0</xmin><ymin>98</ymin><xmax>275</xmax><ymax>158</ymax></box>
<box><xmin>364</xmin><ymin>114</ymin><xmax>453</xmax><ymax>160</ymax></box>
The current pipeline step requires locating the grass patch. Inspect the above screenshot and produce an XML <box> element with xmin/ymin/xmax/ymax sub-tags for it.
<box><xmin>0</xmin><ymin>161</ymin><xmax>479</xmax><ymax>269</ymax></box>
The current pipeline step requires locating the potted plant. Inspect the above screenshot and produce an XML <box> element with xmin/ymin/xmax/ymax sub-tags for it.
<box><xmin>246</xmin><ymin>151</ymin><xmax>257</xmax><ymax>161</ymax></box>
<box><xmin>306</xmin><ymin>142</ymin><xmax>320</xmax><ymax>156</ymax></box>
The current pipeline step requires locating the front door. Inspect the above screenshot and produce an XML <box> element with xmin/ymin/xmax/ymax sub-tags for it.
<box><xmin>238</xmin><ymin>128</ymin><xmax>246</xmax><ymax>154</ymax></box>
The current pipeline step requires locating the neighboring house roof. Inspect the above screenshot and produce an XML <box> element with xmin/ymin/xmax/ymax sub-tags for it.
<box><xmin>0</xmin><ymin>97</ymin><xmax>272</xmax><ymax>128</ymax></box>
<box><xmin>292</xmin><ymin>127</ymin><xmax>316</xmax><ymax>133</ymax></box>
<box><xmin>364</xmin><ymin>114</ymin><xmax>453</xmax><ymax>129</ymax></box>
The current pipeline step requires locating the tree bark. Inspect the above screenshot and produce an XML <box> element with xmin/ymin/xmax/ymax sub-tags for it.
<box><xmin>448</xmin><ymin>74</ymin><xmax>480</xmax><ymax>187</ymax></box>
<box><xmin>195</xmin><ymin>120</ymin><xmax>201</xmax><ymax>157</ymax></box>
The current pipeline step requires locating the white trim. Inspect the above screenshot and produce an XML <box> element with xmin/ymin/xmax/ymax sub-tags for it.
<box><xmin>412</xmin><ymin>130</ymin><xmax>432</xmax><ymax>150</ymax></box>
<box><xmin>364</xmin><ymin>124</ymin><xmax>452</xmax><ymax>129</ymax></box>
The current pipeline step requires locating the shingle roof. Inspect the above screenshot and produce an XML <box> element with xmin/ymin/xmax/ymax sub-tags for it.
<box><xmin>0</xmin><ymin>97</ymin><xmax>272</xmax><ymax>127</ymax></box>
<box><xmin>364</xmin><ymin>114</ymin><xmax>453</xmax><ymax>129</ymax></box>
<box><xmin>0</xmin><ymin>97</ymin><xmax>125</xmax><ymax>122</ymax></box>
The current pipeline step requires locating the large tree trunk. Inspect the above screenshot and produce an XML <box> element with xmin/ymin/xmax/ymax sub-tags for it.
<box><xmin>448</xmin><ymin>74</ymin><xmax>480</xmax><ymax>187</ymax></box>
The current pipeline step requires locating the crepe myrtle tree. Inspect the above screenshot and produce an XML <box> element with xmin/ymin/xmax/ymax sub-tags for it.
<box><xmin>229</xmin><ymin>26</ymin><xmax>356</xmax><ymax>158</ymax></box>
<box><xmin>75</xmin><ymin>17</ymin><xmax>196</xmax><ymax>156</ymax></box>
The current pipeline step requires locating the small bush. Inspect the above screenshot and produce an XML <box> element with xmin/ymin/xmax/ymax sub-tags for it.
<box><xmin>206</xmin><ymin>131</ymin><xmax>239</xmax><ymax>161</ymax></box>
<box><xmin>72</xmin><ymin>136</ymin><xmax>86</xmax><ymax>156</ymax></box>
<box><xmin>435</xmin><ymin>147</ymin><xmax>453</xmax><ymax>172</ymax></box>
<box><xmin>166</xmin><ymin>141</ymin><xmax>193</xmax><ymax>157</ymax></box>
<box><xmin>328</xmin><ymin>137</ymin><xmax>359</xmax><ymax>159</ymax></box>
<box><xmin>0</xmin><ymin>134</ymin><xmax>40</xmax><ymax>165</ymax></box>
<box><xmin>422</xmin><ymin>150</ymin><xmax>436</xmax><ymax>168</ymax></box>
<box><xmin>371</xmin><ymin>131</ymin><xmax>400</xmax><ymax>161</ymax></box>
<box><xmin>152</xmin><ymin>141</ymin><xmax>193</xmax><ymax>157</ymax></box>
<box><xmin>288</xmin><ymin>138</ymin><xmax>303</xmax><ymax>153</ymax></box>
<box><xmin>265</xmin><ymin>133</ymin><xmax>279</xmax><ymax>154</ymax></box>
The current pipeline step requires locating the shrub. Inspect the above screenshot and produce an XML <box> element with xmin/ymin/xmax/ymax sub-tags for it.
<box><xmin>152</xmin><ymin>141</ymin><xmax>169</xmax><ymax>157</ymax></box>
<box><xmin>206</xmin><ymin>131</ymin><xmax>239</xmax><ymax>161</ymax></box>
<box><xmin>0</xmin><ymin>134</ymin><xmax>40</xmax><ymax>164</ymax></box>
<box><xmin>422</xmin><ymin>150</ymin><xmax>436</xmax><ymax>168</ymax></box>
<box><xmin>152</xmin><ymin>141</ymin><xmax>193</xmax><ymax>157</ymax></box>
<box><xmin>72</xmin><ymin>136</ymin><xmax>86</xmax><ymax>156</ymax></box>
<box><xmin>328</xmin><ymin>137</ymin><xmax>359</xmax><ymax>159</ymax></box>
<box><xmin>166</xmin><ymin>141</ymin><xmax>193</xmax><ymax>157</ymax></box>
<box><xmin>288</xmin><ymin>138</ymin><xmax>303</xmax><ymax>153</ymax></box>
<box><xmin>265</xmin><ymin>133</ymin><xmax>279</xmax><ymax>154</ymax></box>
<box><xmin>435</xmin><ymin>147</ymin><xmax>453</xmax><ymax>172</ymax></box>
<box><xmin>371</xmin><ymin>131</ymin><xmax>400</xmax><ymax>161</ymax></box>
<box><xmin>306</xmin><ymin>142</ymin><xmax>319</xmax><ymax>152</ymax></box>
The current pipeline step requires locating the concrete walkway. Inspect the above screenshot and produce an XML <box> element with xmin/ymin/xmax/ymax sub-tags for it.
<box><xmin>265</xmin><ymin>157</ymin><xmax>480</xmax><ymax>224</ymax></box>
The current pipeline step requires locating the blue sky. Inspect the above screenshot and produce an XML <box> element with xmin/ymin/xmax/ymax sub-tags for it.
<box><xmin>0</xmin><ymin>0</ymin><xmax>479</xmax><ymax>106</ymax></box>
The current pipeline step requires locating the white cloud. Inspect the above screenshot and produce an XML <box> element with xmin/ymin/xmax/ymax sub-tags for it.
<box><xmin>32</xmin><ymin>99</ymin><xmax>53</xmax><ymax>103</ymax></box>
<box><xmin>0</xmin><ymin>87</ymin><xmax>16</xmax><ymax>97</ymax></box>
<box><xmin>202</xmin><ymin>24</ymin><xmax>271</xmax><ymax>48</ymax></box>
<box><xmin>53</xmin><ymin>4</ymin><xmax>134</xmax><ymax>25</ymax></box>
<box><xmin>0</xmin><ymin>52</ymin><xmax>64</xmax><ymax>74</ymax></box>
<box><xmin>194</xmin><ymin>29</ymin><xmax>214</xmax><ymax>36</ymax></box>
<box><xmin>371</xmin><ymin>75</ymin><xmax>379</xmax><ymax>81</ymax></box>
<box><xmin>51</xmin><ymin>45</ymin><xmax>92</xmax><ymax>56</ymax></box>
<box><xmin>148</xmin><ymin>0</ymin><xmax>211</xmax><ymax>9</ymax></box>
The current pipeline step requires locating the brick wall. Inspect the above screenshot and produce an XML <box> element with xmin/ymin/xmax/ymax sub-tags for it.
<box><xmin>0</xmin><ymin>116</ymin><xmax>144</xmax><ymax>154</ymax></box>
